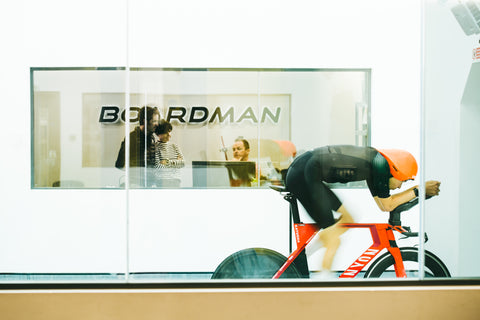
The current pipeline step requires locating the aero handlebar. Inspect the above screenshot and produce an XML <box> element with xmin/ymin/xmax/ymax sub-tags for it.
<box><xmin>389</xmin><ymin>195</ymin><xmax>432</xmax><ymax>226</ymax></box>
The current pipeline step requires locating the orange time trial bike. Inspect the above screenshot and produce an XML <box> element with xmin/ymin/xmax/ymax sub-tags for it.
<box><xmin>211</xmin><ymin>185</ymin><xmax>450</xmax><ymax>279</ymax></box>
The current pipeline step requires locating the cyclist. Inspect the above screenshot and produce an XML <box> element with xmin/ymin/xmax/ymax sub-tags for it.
<box><xmin>285</xmin><ymin>145</ymin><xmax>441</xmax><ymax>276</ymax></box>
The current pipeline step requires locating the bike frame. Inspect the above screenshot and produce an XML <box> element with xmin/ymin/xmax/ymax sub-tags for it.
<box><xmin>272</xmin><ymin>221</ymin><xmax>409</xmax><ymax>279</ymax></box>
<box><xmin>339</xmin><ymin>223</ymin><xmax>407</xmax><ymax>278</ymax></box>
<box><xmin>212</xmin><ymin>187</ymin><xmax>444</xmax><ymax>280</ymax></box>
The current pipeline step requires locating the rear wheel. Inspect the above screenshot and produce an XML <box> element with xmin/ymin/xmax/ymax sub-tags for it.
<box><xmin>364</xmin><ymin>247</ymin><xmax>450</xmax><ymax>278</ymax></box>
<box><xmin>211</xmin><ymin>248</ymin><xmax>303</xmax><ymax>279</ymax></box>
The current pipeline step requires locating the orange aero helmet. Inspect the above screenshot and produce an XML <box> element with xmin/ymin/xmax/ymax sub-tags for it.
<box><xmin>378</xmin><ymin>149</ymin><xmax>418</xmax><ymax>181</ymax></box>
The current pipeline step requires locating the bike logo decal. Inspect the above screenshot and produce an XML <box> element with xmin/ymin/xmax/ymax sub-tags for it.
<box><xmin>341</xmin><ymin>248</ymin><xmax>380</xmax><ymax>277</ymax></box>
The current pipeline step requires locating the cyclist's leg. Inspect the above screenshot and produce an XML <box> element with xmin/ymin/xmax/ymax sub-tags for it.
<box><xmin>302</xmin><ymin>160</ymin><xmax>353</xmax><ymax>272</ymax></box>
<box><xmin>287</xmin><ymin>152</ymin><xmax>353</xmax><ymax>274</ymax></box>
<box><xmin>319</xmin><ymin>205</ymin><xmax>354</xmax><ymax>271</ymax></box>
<box><xmin>286</xmin><ymin>153</ymin><xmax>325</xmax><ymax>277</ymax></box>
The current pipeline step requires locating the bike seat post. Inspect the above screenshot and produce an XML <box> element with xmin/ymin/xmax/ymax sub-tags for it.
<box><xmin>284</xmin><ymin>192</ymin><xmax>310</xmax><ymax>278</ymax></box>
<box><xmin>285</xmin><ymin>193</ymin><xmax>302</xmax><ymax>224</ymax></box>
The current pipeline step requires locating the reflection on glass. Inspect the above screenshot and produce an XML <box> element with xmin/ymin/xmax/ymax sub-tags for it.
<box><xmin>33</xmin><ymin>91</ymin><xmax>61</xmax><ymax>188</ymax></box>
<box><xmin>152</xmin><ymin>119</ymin><xmax>185</xmax><ymax>188</ymax></box>
<box><xmin>114</xmin><ymin>106</ymin><xmax>159</xmax><ymax>188</ymax></box>
<box><xmin>32</xmin><ymin>69</ymin><xmax>126</xmax><ymax>188</ymax></box>
<box><xmin>32</xmin><ymin>68</ymin><xmax>370</xmax><ymax>190</ymax></box>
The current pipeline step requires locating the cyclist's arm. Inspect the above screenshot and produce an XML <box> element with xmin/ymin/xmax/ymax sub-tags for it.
<box><xmin>373</xmin><ymin>188</ymin><xmax>417</xmax><ymax>212</ymax></box>
<box><xmin>374</xmin><ymin>180</ymin><xmax>441</xmax><ymax>212</ymax></box>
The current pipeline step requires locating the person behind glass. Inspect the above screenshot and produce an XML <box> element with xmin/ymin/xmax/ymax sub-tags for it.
<box><xmin>232</xmin><ymin>138</ymin><xmax>250</xmax><ymax>161</ymax></box>
<box><xmin>230</xmin><ymin>138</ymin><xmax>257</xmax><ymax>187</ymax></box>
<box><xmin>153</xmin><ymin>119</ymin><xmax>185</xmax><ymax>187</ymax></box>
<box><xmin>285</xmin><ymin>145</ymin><xmax>441</xmax><ymax>277</ymax></box>
<box><xmin>232</xmin><ymin>138</ymin><xmax>271</xmax><ymax>180</ymax></box>
<box><xmin>115</xmin><ymin>106</ymin><xmax>160</xmax><ymax>169</ymax></box>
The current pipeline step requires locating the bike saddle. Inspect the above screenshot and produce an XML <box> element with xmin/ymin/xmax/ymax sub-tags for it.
<box><xmin>270</xmin><ymin>185</ymin><xmax>288</xmax><ymax>193</ymax></box>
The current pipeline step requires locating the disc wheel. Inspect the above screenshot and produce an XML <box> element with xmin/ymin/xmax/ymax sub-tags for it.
<box><xmin>364</xmin><ymin>247</ymin><xmax>451</xmax><ymax>278</ymax></box>
<box><xmin>211</xmin><ymin>248</ymin><xmax>303</xmax><ymax>279</ymax></box>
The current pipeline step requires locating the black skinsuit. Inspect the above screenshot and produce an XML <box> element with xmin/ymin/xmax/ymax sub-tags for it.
<box><xmin>286</xmin><ymin>145</ymin><xmax>391</xmax><ymax>229</ymax></box>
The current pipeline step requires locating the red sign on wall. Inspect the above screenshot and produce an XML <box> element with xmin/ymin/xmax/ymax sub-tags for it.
<box><xmin>473</xmin><ymin>47</ymin><xmax>480</xmax><ymax>61</ymax></box>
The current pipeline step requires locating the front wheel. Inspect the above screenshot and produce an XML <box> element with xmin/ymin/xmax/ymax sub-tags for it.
<box><xmin>364</xmin><ymin>247</ymin><xmax>451</xmax><ymax>278</ymax></box>
<box><xmin>211</xmin><ymin>248</ymin><xmax>304</xmax><ymax>279</ymax></box>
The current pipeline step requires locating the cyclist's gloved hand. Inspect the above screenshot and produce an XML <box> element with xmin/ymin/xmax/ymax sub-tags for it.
<box><xmin>425</xmin><ymin>180</ymin><xmax>441</xmax><ymax>197</ymax></box>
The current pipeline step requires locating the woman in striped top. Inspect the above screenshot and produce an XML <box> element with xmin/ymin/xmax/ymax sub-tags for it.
<box><xmin>153</xmin><ymin>120</ymin><xmax>185</xmax><ymax>187</ymax></box>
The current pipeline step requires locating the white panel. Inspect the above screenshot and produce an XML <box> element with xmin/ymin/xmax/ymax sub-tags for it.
<box><xmin>0</xmin><ymin>0</ymin><xmax>433</xmax><ymax>278</ymax></box>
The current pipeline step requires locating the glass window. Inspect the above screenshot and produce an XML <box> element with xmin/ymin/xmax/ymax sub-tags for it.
<box><xmin>424</xmin><ymin>0</ymin><xmax>480</xmax><ymax>278</ymax></box>
<box><xmin>32</xmin><ymin>68</ymin><xmax>126</xmax><ymax>189</ymax></box>
<box><xmin>9</xmin><ymin>0</ymin><xmax>479</xmax><ymax>287</ymax></box>
<box><xmin>31</xmin><ymin>68</ymin><xmax>370</xmax><ymax>189</ymax></box>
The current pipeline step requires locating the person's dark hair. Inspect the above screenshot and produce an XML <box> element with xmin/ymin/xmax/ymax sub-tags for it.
<box><xmin>156</xmin><ymin>119</ymin><xmax>173</xmax><ymax>135</ymax></box>
<box><xmin>138</xmin><ymin>106</ymin><xmax>160</xmax><ymax>126</ymax></box>
<box><xmin>235</xmin><ymin>138</ymin><xmax>250</xmax><ymax>150</ymax></box>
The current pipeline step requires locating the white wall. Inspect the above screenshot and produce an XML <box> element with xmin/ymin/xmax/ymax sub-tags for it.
<box><xmin>0</xmin><ymin>0</ymin><xmax>129</xmax><ymax>274</ymax></box>
<box><xmin>424</xmin><ymin>1</ymin><xmax>479</xmax><ymax>276</ymax></box>
<box><xmin>5</xmin><ymin>0</ymin><xmax>467</xmax><ymax>276</ymax></box>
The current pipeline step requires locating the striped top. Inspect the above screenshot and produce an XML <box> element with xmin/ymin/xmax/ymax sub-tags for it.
<box><xmin>154</xmin><ymin>141</ymin><xmax>185</xmax><ymax>180</ymax></box>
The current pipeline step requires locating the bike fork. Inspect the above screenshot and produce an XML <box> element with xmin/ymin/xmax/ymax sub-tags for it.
<box><xmin>388</xmin><ymin>246</ymin><xmax>407</xmax><ymax>278</ymax></box>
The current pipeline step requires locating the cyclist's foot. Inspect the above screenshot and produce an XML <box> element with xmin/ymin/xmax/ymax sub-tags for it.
<box><xmin>316</xmin><ymin>270</ymin><xmax>335</xmax><ymax>280</ymax></box>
